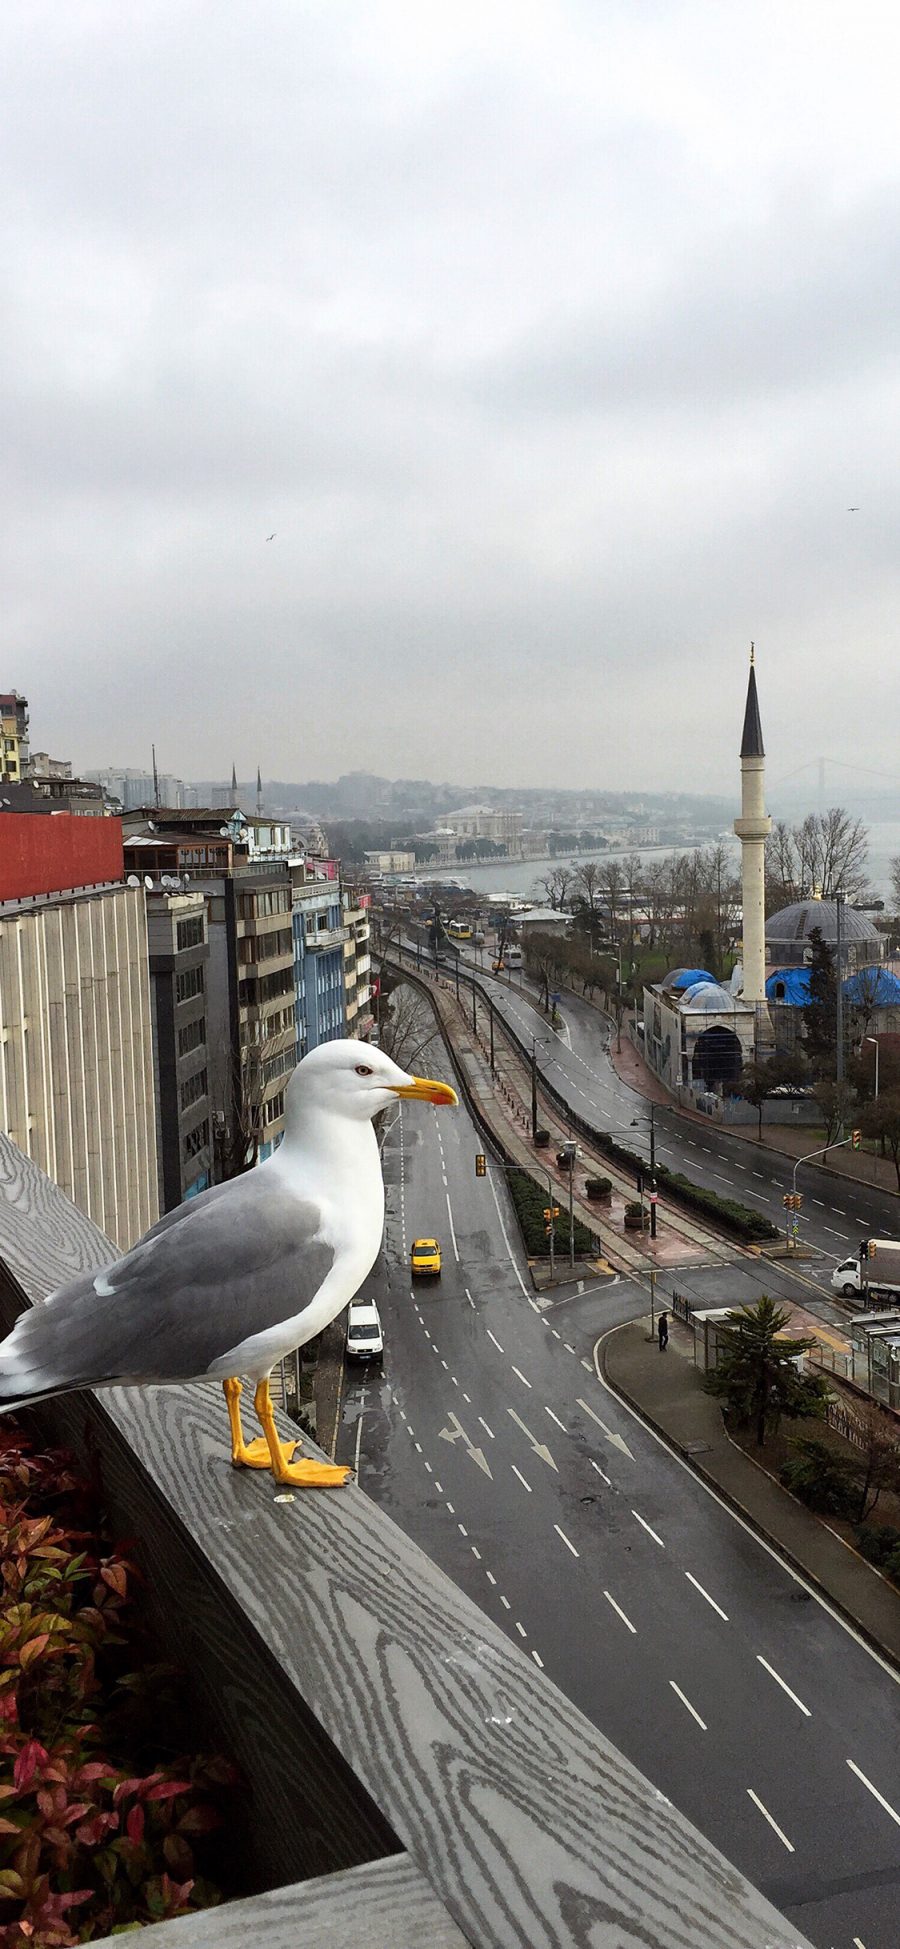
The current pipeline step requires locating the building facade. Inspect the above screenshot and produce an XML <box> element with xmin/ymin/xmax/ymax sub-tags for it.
<box><xmin>0</xmin><ymin>875</ymin><xmax>158</xmax><ymax>1250</ymax></box>
<box><xmin>292</xmin><ymin>874</ymin><xmax>347</xmax><ymax>1059</ymax></box>
<box><xmin>342</xmin><ymin>888</ymin><xmax>374</xmax><ymax>1040</ymax></box>
<box><xmin>145</xmin><ymin>891</ymin><xmax>212</xmax><ymax>1211</ymax></box>
<box><xmin>0</xmin><ymin>693</ymin><xmax>29</xmax><ymax>783</ymax></box>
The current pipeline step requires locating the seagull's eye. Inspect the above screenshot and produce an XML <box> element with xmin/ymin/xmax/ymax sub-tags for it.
<box><xmin>355</xmin><ymin>1064</ymin><xmax>374</xmax><ymax>1077</ymax></box>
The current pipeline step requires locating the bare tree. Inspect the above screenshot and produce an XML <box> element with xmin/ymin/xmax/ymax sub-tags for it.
<box><xmin>535</xmin><ymin>864</ymin><xmax>574</xmax><ymax>910</ymax></box>
<box><xmin>767</xmin><ymin>808</ymin><xmax>870</xmax><ymax>903</ymax></box>
<box><xmin>377</xmin><ymin>978</ymin><xmax>443</xmax><ymax>1073</ymax></box>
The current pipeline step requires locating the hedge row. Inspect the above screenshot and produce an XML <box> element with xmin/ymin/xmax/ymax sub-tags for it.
<box><xmin>506</xmin><ymin>1168</ymin><xmax>596</xmax><ymax>1260</ymax></box>
<box><xmin>590</xmin><ymin>1131</ymin><xmax>778</xmax><ymax>1242</ymax></box>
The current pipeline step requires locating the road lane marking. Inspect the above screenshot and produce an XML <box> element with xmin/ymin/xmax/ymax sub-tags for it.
<box><xmin>441</xmin><ymin>1358</ymin><xmax>448</xmax><ymax>1369</ymax></box>
<box><xmin>577</xmin><ymin>1396</ymin><xmax>634</xmax><ymax>1457</ymax></box>
<box><xmin>511</xmin><ymin>1365</ymin><xmax>532</xmax><ymax>1389</ymax></box>
<box><xmin>486</xmin><ymin>1570</ymin><xmax>496</xmax><ymax>1585</ymax></box>
<box><xmin>515</xmin><ymin>1621</ymin><xmax>527</xmax><ymax>1638</ymax></box>
<box><xmin>846</xmin><ymin>1758</ymin><xmax>900</xmax><ymax>1829</ymax></box>
<box><xmin>511</xmin><ymin>1464</ymin><xmax>532</xmax><ymax>1492</ymax></box>
<box><xmin>554</xmin><ymin>1523</ymin><xmax>580</xmax><ymax>1558</ymax></box>
<box><xmin>446</xmin><ymin>1501</ymin><xmax>454</xmax><ymax>1514</ymax></box>
<box><xmin>488</xmin><ymin>1174</ymin><xmax>529</xmax><ymax>1294</ymax></box>
<box><xmin>487</xmin><ymin>1329</ymin><xmax>505</xmax><ymax>1352</ymax></box>
<box><xmin>544</xmin><ymin>1406</ymin><xmax>567</xmax><ymax>1431</ymax></box>
<box><xmin>500</xmin><ymin>1595</ymin><xmax>510</xmax><ymax>1610</ymax></box>
<box><xmin>581</xmin><ymin>1358</ymin><xmax>592</xmax><ymax>1372</ymax></box>
<box><xmin>669</xmin><ymin>1681</ymin><xmax>706</xmax><ymax>1729</ymax></box>
<box><xmin>354</xmin><ymin>1412</ymin><xmax>364</xmax><ymax>1474</ymax></box>
<box><xmin>603</xmin><ymin>1590</ymin><xmax>635</xmax><ymax>1633</ymax></box>
<box><xmin>632</xmin><ymin>1510</ymin><xmax>664</xmax><ymax>1547</ymax></box>
<box><xmin>471</xmin><ymin>1544</ymin><xmax>481</xmax><ymax>1559</ymax></box>
<box><xmin>825</xmin><ymin>1226</ymin><xmax>851</xmax><ymax>1239</ymax></box>
<box><xmin>424</xmin><ymin>1460</ymin><xmax>432</xmax><ymax>1473</ymax></box>
<box><xmin>747</xmin><ymin>1789</ymin><xmax>794</xmax><ymax>1852</ymax></box>
<box><xmin>458</xmin><ymin>1523</ymin><xmax>467</xmax><ymax>1536</ymax></box>
<box><xmin>532</xmin><ymin>1650</ymin><xmax>544</xmax><ymax>1669</ymax></box>
<box><xmin>465</xmin><ymin>1287</ymin><xmax>475</xmax><ymax>1308</ymax></box>
<box><xmin>756</xmin><ymin>1655</ymin><xmax>810</xmax><ymax>1717</ymax></box>
<box><xmin>591</xmin><ymin>1460</ymin><xmax>612</xmax><ymax>1484</ymax></box>
<box><xmin>445</xmin><ymin>1192</ymin><xmax>460</xmax><ymax>1260</ymax></box>
<box><xmin>685</xmin><ymin>1571</ymin><xmax>729</xmax><ymax>1621</ymax></box>
<box><xmin>478</xmin><ymin>1415</ymin><xmax>495</xmax><ymax>1439</ymax></box>
<box><xmin>435</xmin><ymin>1480</ymin><xmax>442</xmax><ymax>1492</ymax></box>
<box><xmin>564</xmin><ymin>1341</ymin><xmax>576</xmax><ymax>1354</ymax></box>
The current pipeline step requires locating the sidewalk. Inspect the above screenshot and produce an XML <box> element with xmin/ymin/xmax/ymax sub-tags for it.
<box><xmin>601</xmin><ymin>1315</ymin><xmax>900</xmax><ymax>1667</ymax></box>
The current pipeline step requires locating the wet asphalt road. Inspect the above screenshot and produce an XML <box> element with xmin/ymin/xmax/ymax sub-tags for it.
<box><xmin>338</xmin><ymin>1071</ymin><xmax>900</xmax><ymax>1949</ymax></box>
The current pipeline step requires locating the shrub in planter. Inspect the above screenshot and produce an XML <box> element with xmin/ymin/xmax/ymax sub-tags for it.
<box><xmin>534</xmin><ymin>1129</ymin><xmax>550</xmax><ymax>1148</ymax></box>
<box><xmin>780</xmin><ymin>1437</ymin><xmax>859</xmax><ymax>1515</ymax></box>
<box><xmin>584</xmin><ymin>1177</ymin><xmax>612</xmax><ymax>1201</ymax></box>
<box><xmin>623</xmin><ymin>1200</ymin><xmax>649</xmax><ymax>1230</ymax></box>
<box><xmin>856</xmin><ymin>1522</ymin><xmax>900</xmax><ymax>1576</ymax></box>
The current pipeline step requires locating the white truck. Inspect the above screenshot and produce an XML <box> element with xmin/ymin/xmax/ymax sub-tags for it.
<box><xmin>832</xmin><ymin>1238</ymin><xmax>900</xmax><ymax>1305</ymax></box>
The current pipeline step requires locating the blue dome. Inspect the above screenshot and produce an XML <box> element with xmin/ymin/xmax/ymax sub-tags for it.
<box><xmin>842</xmin><ymin>967</ymin><xmax>900</xmax><ymax>1006</ymax></box>
<box><xmin>661</xmin><ymin>967</ymin><xmax>715</xmax><ymax>992</ymax></box>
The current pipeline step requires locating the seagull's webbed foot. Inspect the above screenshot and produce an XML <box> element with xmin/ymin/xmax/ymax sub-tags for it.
<box><xmin>253</xmin><ymin>1380</ymin><xmax>351</xmax><ymax>1489</ymax></box>
<box><xmin>224</xmin><ymin>1377</ymin><xmax>300</xmax><ymax>1470</ymax></box>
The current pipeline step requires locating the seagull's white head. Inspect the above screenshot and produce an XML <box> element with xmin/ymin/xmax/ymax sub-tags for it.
<box><xmin>285</xmin><ymin>1038</ymin><xmax>458</xmax><ymax>1128</ymax></box>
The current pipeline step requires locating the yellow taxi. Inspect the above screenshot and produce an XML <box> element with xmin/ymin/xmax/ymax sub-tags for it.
<box><xmin>411</xmin><ymin>1238</ymin><xmax>442</xmax><ymax>1279</ymax></box>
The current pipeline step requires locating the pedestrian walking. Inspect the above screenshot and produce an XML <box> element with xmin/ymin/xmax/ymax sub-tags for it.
<box><xmin>657</xmin><ymin>1311</ymin><xmax>669</xmax><ymax>1352</ymax></box>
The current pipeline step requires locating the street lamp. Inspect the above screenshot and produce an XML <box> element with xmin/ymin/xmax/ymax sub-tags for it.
<box><xmin>558</xmin><ymin>1140</ymin><xmax>578</xmax><ymax>1270</ymax></box>
<box><xmin>864</xmin><ymin>1034</ymin><xmax>880</xmax><ymax>1099</ymax></box>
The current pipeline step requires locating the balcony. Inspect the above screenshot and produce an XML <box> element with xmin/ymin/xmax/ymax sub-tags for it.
<box><xmin>304</xmin><ymin>924</ymin><xmax>349</xmax><ymax>952</ymax></box>
<box><xmin>0</xmin><ymin>1136</ymin><xmax>810</xmax><ymax>1949</ymax></box>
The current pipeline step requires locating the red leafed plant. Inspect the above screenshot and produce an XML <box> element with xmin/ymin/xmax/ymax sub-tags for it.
<box><xmin>0</xmin><ymin>1424</ymin><xmax>238</xmax><ymax>1944</ymax></box>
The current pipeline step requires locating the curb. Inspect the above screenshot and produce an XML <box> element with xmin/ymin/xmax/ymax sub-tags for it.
<box><xmin>597</xmin><ymin>1321</ymin><xmax>900</xmax><ymax>1677</ymax></box>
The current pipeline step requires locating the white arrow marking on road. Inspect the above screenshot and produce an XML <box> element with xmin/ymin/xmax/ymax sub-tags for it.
<box><xmin>438</xmin><ymin>1410</ymin><xmax>493</xmax><ymax>1478</ymax></box>
<box><xmin>507</xmin><ymin>1406</ymin><xmax>558</xmax><ymax>1471</ymax></box>
<box><xmin>576</xmin><ymin>1397</ymin><xmax>634</xmax><ymax>1459</ymax></box>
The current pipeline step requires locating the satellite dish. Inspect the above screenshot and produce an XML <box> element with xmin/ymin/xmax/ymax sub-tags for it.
<box><xmin>219</xmin><ymin>827</ymin><xmax>230</xmax><ymax>837</ymax></box>
<box><xmin>182</xmin><ymin>873</ymin><xmax>191</xmax><ymax>885</ymax></box>
<box><xmin>161</xmin><ymin>875</ymin><xmax>173</xmax><ymax>888</ymax></box>
<box><xmin>126</xmin><ymin>874</ymin><xmax>140</xmax><ymax>888</ymax></box>
<box><xmin>144</xmin><ymin>875</ymin><xmax>154</xmax><ymax>891</ymax></box>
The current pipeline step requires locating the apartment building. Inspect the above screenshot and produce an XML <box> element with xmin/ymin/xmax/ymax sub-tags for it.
<box><xmin>342</xmin><ymin>888</ymin><xmax>374</xmax><ymax>1040</ymax></box>
<box><xmin>292</xmin><ymin>869</ymin><xmax>347</xmax><ymax>1058</ymax></box>
<box><xmin>0</xmin><ymin>813</ymin><xmax>158</xmax><ymax>1249</ymax></box>
<box><xmin>0</xmin><ymin>693</ymin><xmax>29</xmax><ymax>782</ymax></box>
<box><xmin>145</xmin><ymin>890</ymin><xmax>212</xmax><ymax>1211</ymax></box>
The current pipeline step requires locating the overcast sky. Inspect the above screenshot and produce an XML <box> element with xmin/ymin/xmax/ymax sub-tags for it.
<box><xmin>4</xmin><ymin>1</ymin><xmax>899</xmax><ymax>798</ymax></box>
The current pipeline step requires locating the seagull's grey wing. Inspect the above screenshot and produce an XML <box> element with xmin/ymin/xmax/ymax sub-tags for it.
<box><xmin>0</xmin><ymin>1172</ymin><xmax>334</xmax><ymax>1400</ymax></box>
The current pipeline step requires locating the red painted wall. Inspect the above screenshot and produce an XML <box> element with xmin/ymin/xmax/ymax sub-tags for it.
<box><xmin>0</xmin><ymin>814</ymin><xmax>124</xmax><ymax>900</ymax></box>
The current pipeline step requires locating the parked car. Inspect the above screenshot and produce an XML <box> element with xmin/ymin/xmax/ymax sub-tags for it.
<box><xmin>411</xmin><ymin>1238</ymin><xmax>442</xmax><ymax>1278</ymax></box>
<box><xmin>345</xmin><ymin>1299</ymin><xmax>384</xmax><ymax>1362</ymax></box>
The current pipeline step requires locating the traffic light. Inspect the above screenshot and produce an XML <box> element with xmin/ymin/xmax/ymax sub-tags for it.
<box><xmin>851</xmin><ymin>1129</ymin><xmax>862</xmax><ymax>1150</ymax></box>
<box><xmin>782</xmin><ymin>1193</ymin><xmax>803</xmax><ymax>1211</ymax></box>
<box><xmin>475</xmin><ymin>1153</ymin><xmax>486</xmax><ymax>1177</ymax></box>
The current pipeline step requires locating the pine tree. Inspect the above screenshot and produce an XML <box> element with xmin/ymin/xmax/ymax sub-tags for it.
<box><xmin>802</xmin><ymin>926</ymin><xmax>837</xmax><ymax>1068</ymax></box>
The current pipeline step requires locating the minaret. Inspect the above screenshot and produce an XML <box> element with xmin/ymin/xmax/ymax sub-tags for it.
<box><xmin>230</xmin><ymin>762</ymin><xmax>238</xmax><ymax>802</ymax></box>
<box><xmin>734</xmin><ymin>645</ymin><xmax>771</xmax><ymax>1006</ymax></box>
<box><xmin>256</xmin><ymin>766</ymin><xmax>263</xmax><ymax>817</ymax></box>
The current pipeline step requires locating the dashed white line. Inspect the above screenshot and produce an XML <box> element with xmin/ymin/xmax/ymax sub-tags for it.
<box><xmin>603</xmin><ymin>1590</ymin><xmax>636</xmax><ymax>1633</ymax></box>
<box><xmin>554</xmin><ymin>1523</ymin><xmax>580</xmax><ymax>1558</ymax></box>
<box><xmin>471</xmin><ymin>1545</ymin><xmax>481</xmax><ymax>1560</ymax></box>
<box><xmin>487</xmin><ymin>1329</ymin><xmax>505</xmax><ymax>1353</ymax></box>
<box><xmin>515</xmin><ymin>1621</ymin><xmax>527</xmax><ymax>1638</ymax></box>
<box><xmin>544</xmin><ymin>1406</ymin><xmax>567</xmax><ymax>1431</ymax></box>
<box><xmin>465</xmin><ymin>1287</ymin><xmax>476</xmax><ymax>1309</ymax></box>
<box><xmin>462</xmin><ymin>1390</ymin><xmax>471</xmax><ymax>1402</ymax></box>
<box><xmin>747</xmin><ymin>1788</ymin><xmax>794</xmax><ymax>1853</ymax></box>
<box><xmin>551</xmin><ymin>1328</ymin><xmax>561</xmax><ymax>1340</ymax></box>
<box><xmin>414</xmin><ymin>1441</ymin><xmax>422</xmax><ymax>1453</ymax></box>
<box><xmin>846</xmin><ymin>1758</ymin><xmax>900</xmax><ymax>1829</ymax></box>
<box><xmin>632</xmin><ymin>1510</ymin><xmax>665</xmax><ymax>1547</ymax></box>
<box><xmin>511</xmin><ymin>1365</ymin><xmax>532</xmax><ymax>1389</ymax></box>
<box><xmin>580</xmin><ymin>1357</ymin><xmax>592</xmax><ymax>1372</ymax></box>
<box><xmin>685</xmin><ymin>1571</ymin><xmax>729</xmax><ymax>1621</ymax></box>
<box><xmin>591</xmin><ymin>1459</ymin><xmax>612</xmax><ymax>1485</ymax></box>
<box><xmin>446</xmin><ymin>1501</ymin><xmax>455</xmax><ymax>1515</ymax></box>
<box><xmin>486</xmin><ymin>1570</ymin><xmax>496</xmax><ymax>1586</ymax></box>
<box><xmin>511</xmin><ymin>1464</ymin><xmax>532</xmax><ymax>1493</ymax></box>
<box><xmin>458</xmin><ymin>1523</ymin><xmax>467</xmax><ymax>1537</ymax></box>
<box><xmin>424</xmin><ymin>1460</ymin><xmax>433</xmax><ymax>1474</ymax></box>
<box><xmin>500</xmin><ymin>1595</ymin><xmax>511</xmax><ymax>1611</ymax></box>
<box><xmin>478</xmin><ymin>1415</ymin><xmax>495</xmax><ymax>1440</ymax></box>
<box><xmin>532</xmin><ymin>1650</ymin><xmax>544</xmax><ymax>1669</ymax></box>
<box><xmin>669</xmin><ymin>1680</ymin><xmax>706</xmax><ymax>1729</ymax></box>
<box><xmin>440</xmin><ymin>1358</ymin><xmax>448</xmax><ymax>1370</ymax></box>
<box><xmin>434</xmin><ymin>1480</ymin><xmax>443</xmax><ymax>1493</ymax></box>
<box><xmin>756</xmin><ymin>1655</ymin><xmax>810</xmax><ymax>1717</ymax></box>
<box><xmin>563</xmin><ymin>1341</ymin><xmax>576</xmax><ymax>1354</ymax></box>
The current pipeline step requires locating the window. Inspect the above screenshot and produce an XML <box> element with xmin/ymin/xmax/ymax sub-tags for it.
<box><xmin>175</xmin><ymin>965</ymin><xmax>205</xmax><ymax>1004</ymax></box>
<box><xmin>177</xmin><ymin>915</ymin><xmax>204</xmax><ymax>951</ymax></box>
<box><xmin>177</xmin><ymin>1016</ymin><xmax>206</xmax><ymax>1057</ymax></box>
<box><xmin>183</xmin><ymin>1119</ymin><xmax>210</xmax><ymax>1159</ymax></box>
<box><xmin>180</xmin><ymin>1068</ymin><xmax>208</xmax><ymax>1113</ymax></box>
<box><xmin>263</xmin><ymin>1091</ymin><xmax>285</xmax><ymax>1126</ymax></box>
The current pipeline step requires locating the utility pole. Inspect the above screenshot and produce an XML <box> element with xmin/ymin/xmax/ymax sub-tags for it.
<box><xmin>531</xmin><ymin>1037</ymin><xmax>538</xmax><ymax>1142</ymax></box>
<box><xmin>471</xmin><ymin>976</ymin><xmax>477</xmax><ymax>1035</ymax></box>
<box><xmin>152</xmin><ymin>742</ymin><xmax>160</xmax><ymax>810</ymax></box>
<box><xmin>835</xmin><ymin>890</ymin><xmax>845</xmax><ymax>1087</ymax></box>
<box><xmin>489</xmin><ymin>995</ymin><xmax>495</xmax><ymax>1076</ymax></box>
<box><xmin>649</xmin><ymin>1103</ymin><xmax>657</xmax><ymax>1241</ymax></box>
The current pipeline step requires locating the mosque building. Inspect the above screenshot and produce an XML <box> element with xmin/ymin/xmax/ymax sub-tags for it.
<box><xmin>642</xmin><ymin>653</ymin><xmax>900</xmax><ymax>1103</ymax></box>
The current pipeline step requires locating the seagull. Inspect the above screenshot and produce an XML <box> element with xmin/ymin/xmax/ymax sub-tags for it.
<box><xmin>266</xmin><ymin>533</ymin><xmax>276</xmax><ymax>540</ymax></box>
<box><xmin>848</xmin><ymin>507</ymin><xmax>859</xmax><ymax>512</ymax></box>
<box><xmin>0</xmin><ymin>1041</ymin><xmax>457</xmax><ymax>1489</ymax></box>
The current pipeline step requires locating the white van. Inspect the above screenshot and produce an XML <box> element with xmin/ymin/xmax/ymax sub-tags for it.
<box><xmin>346</xmin><ymin>1299</ymin><xmax>384</xmax><ymax>1363</ymax></box>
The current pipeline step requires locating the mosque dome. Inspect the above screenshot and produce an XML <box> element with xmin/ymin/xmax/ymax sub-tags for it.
<box><xmin>660</xmin><ymin>967</ymin><xmax>715</xmax><ymax>993</ymax></box>
<box><xmin>765</xmin><ymin>899</ymin><xmax>882</xmax><ymax>968</ymax></box>
<box><xmin>679</xmin><ymin>980</ymin><xmax>741</xmax><ymax>1011</ymax></box>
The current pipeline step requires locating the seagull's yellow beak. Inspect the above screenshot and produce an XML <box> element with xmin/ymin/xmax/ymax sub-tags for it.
<box><xmin>390</xmin><ymin>1074</ymin><xmax>458</xmax><ymax>1106</ymax></box>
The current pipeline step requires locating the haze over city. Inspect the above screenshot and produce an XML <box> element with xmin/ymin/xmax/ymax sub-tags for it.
<box><xmin>4</xmin><ymin>1</ymin><xmax>899</xmax><ymax>795</ymax></box>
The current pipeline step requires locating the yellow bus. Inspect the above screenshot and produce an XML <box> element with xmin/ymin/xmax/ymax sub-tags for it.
<box><xmin>447</xmin><ymin>921</ymin><xmax>473</xmax><ymax>942</ymax></box>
